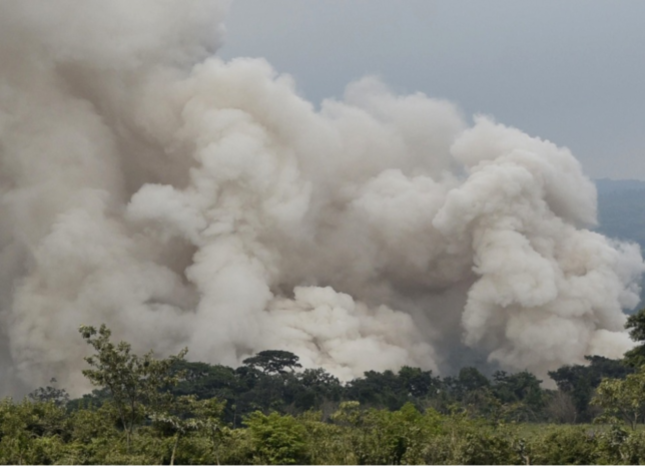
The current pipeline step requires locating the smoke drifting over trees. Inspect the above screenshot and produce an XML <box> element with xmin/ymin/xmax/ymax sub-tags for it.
<box><xmin>0</xmin><ymin>0</ymin><xmax>642</xmax><ymax>396</ymax></box>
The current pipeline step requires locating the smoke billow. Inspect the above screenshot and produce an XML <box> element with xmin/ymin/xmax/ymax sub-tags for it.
<box><xmin>0</xmin><ymin>0</ymin><xmax>642</xmax><ymax>395</ymax></box>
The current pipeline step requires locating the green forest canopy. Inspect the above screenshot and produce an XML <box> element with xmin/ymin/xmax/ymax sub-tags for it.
<box><xmin>1</xmin><ymin>311</ymin><xmax>645</xmax><ymax>465</ymax></box>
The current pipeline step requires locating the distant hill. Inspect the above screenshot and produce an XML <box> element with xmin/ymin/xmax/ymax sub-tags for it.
<box><xmin>596</xmin><ymin>178</ymin><xmax>645</xmax><ymax>196</ymax></box>
<box><xmin>594</xmin><ymin>179</ymin><xmax>645</xmax><ymax>312</ymax></box>
<box><xmin>595</xmin><ymin>179</ymin><xmax>645</xmax><ymax>248</ymax></box>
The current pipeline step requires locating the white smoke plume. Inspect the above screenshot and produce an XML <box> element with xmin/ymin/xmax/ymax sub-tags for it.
<box><xmin>0</xmin><ymin>0</ymin><xmax>642</xmax><ymax>395</ymax></box>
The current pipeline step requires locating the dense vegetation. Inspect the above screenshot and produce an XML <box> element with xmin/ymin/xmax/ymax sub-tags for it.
<box><xmin>0</xmin><ymin>309</ymin><xmax>645</xmax><ymax>465</ymax></box>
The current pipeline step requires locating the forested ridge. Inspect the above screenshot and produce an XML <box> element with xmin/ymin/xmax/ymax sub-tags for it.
<box><xmin>1</xmin><ymin>310</ymin><xmax>645</xmax><ymax>465</ymax></box>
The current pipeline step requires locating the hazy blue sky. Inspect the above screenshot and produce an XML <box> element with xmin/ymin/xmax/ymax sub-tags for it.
<box><xmin>219</xmin><ymin>0</ymin><xmax>645</xmax><ymax>180</ymax></box>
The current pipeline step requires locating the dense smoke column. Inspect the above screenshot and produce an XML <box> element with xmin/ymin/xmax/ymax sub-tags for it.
<box><xmin>0</xmin><ymin>0</ymin><xmax>642</xmax><ymax>396</ymax></box>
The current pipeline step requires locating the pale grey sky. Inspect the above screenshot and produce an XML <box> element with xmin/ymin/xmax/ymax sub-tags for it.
<box><xmin>219</xmin><ymin>0</ymin><xmax>645</xmax><ymax>180</ymax></box>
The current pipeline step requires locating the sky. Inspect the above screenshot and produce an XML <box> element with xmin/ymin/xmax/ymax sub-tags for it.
<box><xmin>219</xmin><ymin>0</ymin><xmax>645</xmax><ymax>181</ymax></box>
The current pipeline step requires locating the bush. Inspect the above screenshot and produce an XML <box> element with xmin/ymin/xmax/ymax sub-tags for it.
<box><xmin>528</xmin><ymin>426</ymin><xmax>598</xmax><ymax>465</ymax></box>
<box><xmin>245</xmin><ymin>412</ymin><xmax>309</xmax><ymax>465</ymax></box>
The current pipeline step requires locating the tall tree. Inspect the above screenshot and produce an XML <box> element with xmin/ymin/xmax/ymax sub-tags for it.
<box><xmin>242</xmin><ymin>350</ymin><xmax>302</xmax><ymax>375</ymax></box>
<box><xmin>28</xmin><ymin>378</ymin><xmax>70</xmax><ymax>407</ymax></box>
<box><xmin>548</xmin><ymin>355</ymin><xmax>632</xmax><ymax>422</ymax></box>
<box><xmin>397</xmin><ymin>366</ymin><xmax>440</xmax><ymax>399</ymax></box>
<box><xmin>592</xmin><ymin>365</ymin><xmax>645</xmax><ymax>429</ymax></box>
<box><xmin>624</xmin><ymin>308</ymin><xmax>645</xmax><ymax>368</ymax></box>
<box><xmin>79</xmin><ymin>324</ymin><xmax>187</xmax><ymax>448</ymax></box>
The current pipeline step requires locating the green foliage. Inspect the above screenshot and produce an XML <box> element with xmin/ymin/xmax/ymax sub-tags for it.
<box><xmin>453</xmin><ymin>429</ymin><xmax>524</xmax><ymax>465</ymax></box>
<box><xmin>245</xmin><ymin>411</ymin><xmax>308</xmax><ymax>465</ymax></box>
<box><xmin>492</xmin><ymin>370</ymin><xmax>545</xmax><ymax>416</ymax></box>
<box><xmin>549</xmin><ymin>355</ymin><xmax>632</xmax><ymax>422</ymax></box>
<box><xmin>528</xmin><ymin>425</ymin><xmax>598</xmax><ymax>465</ymax></box>
<box><xmin>611</xmin><ymin>429</ymin><xmax>645</xmax><ymax>464</ymax></box>
<box><xmin>458</xmin><ymin>366</ymin><xmax>490</xmax><ymax>393</ymax></box>
<box><xmin>345</xmin><ymin>370</ymin><xmax>407</xmax><ymax>410</ymax></box>
<box><xmin>242</xmin><ymin>350</ymin><xmax>302</xmax><ymax>375</ymax></box>
<box><xmin>0</xmin><ymin>398</ymin><xmax>71</xmax><ymax>465</ymax></box>
<box><xmin>156</xmin><ymin>348</ymin><xmax>564</xmax><ymax>426</ymax></box>
<box><xmin>4</xmin><ymin>324</ymin><xmax>645</xmax><ymax>465</ymax></box>
<box><xmin>627</xmin><ymin>309</ymin><xmax>645</xmax><ymax>343</ymax></box>
<box><xmin>592</xmin><ymin>365</ymin><xmax>645</xmax><ymax>429</ymax></box>
<box><xmin>345</xmin><ymin>367</ymin><xmax>440</xmax><ymax>411</ymax></box>
<box><xmin>28</xmin><ymin>378</ymin><xmax>70</xmax><ymax>407</ymax></box>
<box><xmin>293</xmin><ymin>368</ymin><xmax>342</xmax><ymax>412</ymax></box>
<box><xmin>625</xmin><ymin>308</ymin><xmax>645</xmax><ymax>367</ymax></box>
<box><xmin>149</xmin><ymin>395</ymin><xmax>225</xmax><ymax>465</ymax></box>
<box><xmin>398</xmin><ymin>365</ymin><xmax>440</xmax><ymax>398</ymax></box>
<box><xmin>79</xmin><ymin>324</ymin><xmax>187</xmax><ymax>445</ymax></box>
<box><xmin>329</xmin><ymin>401</ymin><xmax>444</xmax><ymax>464</ymax></box>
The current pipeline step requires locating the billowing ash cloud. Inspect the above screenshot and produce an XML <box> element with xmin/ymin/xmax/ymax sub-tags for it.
<box><xmin>0</xmin><ymin>0</ymin><xmax>642</xmax><ymax>395</ymax></box>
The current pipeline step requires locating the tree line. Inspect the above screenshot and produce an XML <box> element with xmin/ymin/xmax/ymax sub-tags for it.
<box><xmin>0</xmin><ymin>309</ymin><xmax>644</xmax><ymax>464</ymax></box>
